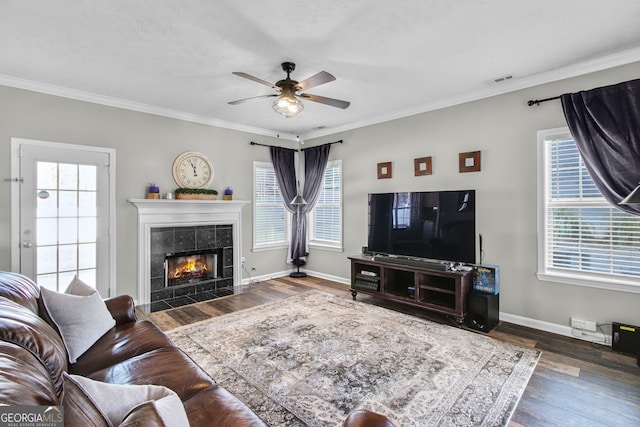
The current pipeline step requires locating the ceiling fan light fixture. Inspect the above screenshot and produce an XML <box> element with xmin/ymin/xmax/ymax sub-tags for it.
<box><xmin>273</xmin><ymin>87</ymin><xmax>304</xmax><ymax>116</ymax></box>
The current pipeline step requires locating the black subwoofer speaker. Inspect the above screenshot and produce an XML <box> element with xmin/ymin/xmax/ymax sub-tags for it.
<box><xmin>467</xmin><ymin>291</ymin><xmax>499</xmax><ymax>332</ymax></box>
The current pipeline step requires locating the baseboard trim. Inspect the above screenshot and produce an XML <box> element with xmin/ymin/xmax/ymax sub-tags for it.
<box><xmin>241</xmin><ymin>270</ymin><xmax>290</xmax><ymax>285</ymax></box>
<box><xmin>304</xmin><ymin>270</ymin><xmax>351</xmax><ymax>285</ymax></box>
<box><xmin>499</xmin><ymin>311</ymin><xmax>610</xmax><ymax>346</ymax></box>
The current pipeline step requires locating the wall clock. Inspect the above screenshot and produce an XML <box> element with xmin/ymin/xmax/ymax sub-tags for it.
<box><xmin>172</xmin><ymin>151</ymin><xmax>215</xmax><ymax>189</ymax></box>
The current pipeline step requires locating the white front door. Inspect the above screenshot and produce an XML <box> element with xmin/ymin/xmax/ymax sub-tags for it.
<box><xmin>12</xmin><ymin>138</ymin><xmax>115</xmax><ymax>296</ymax></box>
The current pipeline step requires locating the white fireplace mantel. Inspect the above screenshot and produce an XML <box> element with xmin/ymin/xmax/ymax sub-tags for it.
<box><xmin>128</xmin><ymin>199</ymin><xmax>249</xmax><ymax>306</ymax></box>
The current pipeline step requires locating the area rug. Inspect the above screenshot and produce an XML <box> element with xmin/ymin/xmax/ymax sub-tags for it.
<box><xmin>167</xmin><ymin>290</ymin><xmax>539</xmax><ymax>426</ymax></box>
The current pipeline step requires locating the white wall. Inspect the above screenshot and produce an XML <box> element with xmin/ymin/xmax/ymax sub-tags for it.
<box><xmin>1</xmin><ymin>61</ymin><xmax>639</xmax><ymax>332</ymax></box>
<box><xmin>307</xmin><ymin>61</ymin><xmax>640</xmax><ymax>329</ymax></box>
<box><xmin>0</xmin><ymin>85</ymin><xmax>291</xmax><ymax>298</ymax></box>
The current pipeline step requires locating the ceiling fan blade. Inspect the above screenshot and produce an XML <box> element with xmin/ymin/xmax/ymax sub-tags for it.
<box><xmin>299</xmin><ymin>93</ymin><xmax>350</xmax><ymax>109</ymax></box>
<box><xmin>228</xmin><ymin>94</ymin><xmax>278</xmax><ymax>105</ymax></box>
<box><xmin>295</xmin><ymin>71</ymin><xmax>336</xmax><ymax>92</ymax></box>
<box><xmin>232</xmin><ymin>72</ymin><xmax>280</xmax><ymax>90</ymax></box>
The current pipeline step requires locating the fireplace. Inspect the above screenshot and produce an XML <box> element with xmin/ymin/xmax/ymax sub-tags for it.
<box><xmin>165</xmin><ymin>248</ymin><xmax>222</xmax><ymax>287</ymax></box>
<box><xmin>128</xmin><ymin>198</ymin><xmax>249</xmax><ymax>309</ymax></box>
<box><xmin>148</xmin><ymin>224</ymin><xmax>234</xmax><ymax>310</ymax></box>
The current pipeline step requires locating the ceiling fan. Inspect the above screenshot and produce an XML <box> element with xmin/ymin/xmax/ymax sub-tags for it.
<box><xmin>228</xmin><ymin>62</ymin><xmax>350</xmax><ymax>117</ymax></box>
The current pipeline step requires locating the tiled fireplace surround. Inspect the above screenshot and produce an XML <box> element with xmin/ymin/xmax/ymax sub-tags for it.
<box><xmin>129</xmin><ymin>199</ymin><xmax>248</xmax><ymax>310</ymax></box>
<box><xmin>149</xmin><ymin>224</ymin><xmax>234</xmax><ymax>310</ymax></box>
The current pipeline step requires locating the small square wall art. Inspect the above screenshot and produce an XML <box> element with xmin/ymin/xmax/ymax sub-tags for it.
<box><xmin>459</xmin><ymin>151</ymin><xmax>481</xmax><ymax>173</ymax></box>
<box><xmin>414</xmin><ymin>157</ymin><xmax>432</xmax><ymax>176</ymax></box>
<box><xmin>377</xmin><ymin>162</ymin><xmax>392</xmax><ymax>179</ymax></box>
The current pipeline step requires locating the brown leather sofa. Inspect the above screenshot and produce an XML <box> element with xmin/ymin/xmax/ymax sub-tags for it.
<box><xmin>0</xmin><ymin>271</ymin><xmax>393</xmax><ymax>426</ymax></box>
<box><xmin>0</xmin><ymin>271</ymin><xmax>266</xmax><ymax>426</ymax></box>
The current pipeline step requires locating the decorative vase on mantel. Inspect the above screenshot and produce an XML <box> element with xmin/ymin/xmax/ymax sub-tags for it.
<box><xmin>223</xmin><ymin>187</ymin><xmax>234</xmax><ymax>200</ymax></box>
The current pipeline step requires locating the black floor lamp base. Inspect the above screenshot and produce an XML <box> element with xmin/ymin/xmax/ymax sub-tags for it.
<box><xmin>290</xmin><ymin>271</ymin><xmax>307</xmax><ymax>278</ymax></box>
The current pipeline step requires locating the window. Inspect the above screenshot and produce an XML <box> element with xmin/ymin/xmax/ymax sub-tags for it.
<box><xmin>253</xmin><ymin>162</ymin><xmax>287</xmax><ymax>250</ymax></box>
<box><xmin>538</xmin><ymin>128</ymin><xmax>640</xmax><ymax>292</ymax></box>
<box><xmin>309</xmin><ymin>160</ymin><xmax>342</xmax><ymax>250</ymax></box>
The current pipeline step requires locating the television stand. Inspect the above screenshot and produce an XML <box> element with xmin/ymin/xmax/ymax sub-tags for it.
<box><xmin>349</xmin><ymin>255</ymin><xmax>472</xmax><ymax>325</ymax></box>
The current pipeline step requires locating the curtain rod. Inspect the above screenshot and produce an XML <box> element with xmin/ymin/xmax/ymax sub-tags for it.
<box><xmin>249</xmin><ymin>140</ymin><xmax>343</xmax><ymax>151</ymax></box>
<box><xmin>527</xmin><ymin>95</ymin><xmax>561</xmax><ymax>106</ymax></box>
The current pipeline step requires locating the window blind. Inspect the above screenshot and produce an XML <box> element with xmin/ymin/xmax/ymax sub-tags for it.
<box><xmin>311</xmin><ymin>160</ymin><xmax>342</xmax><ymax>245</ymax></box>
<box><xmin>543</xmin><ymin>135</ymin><xmax>640</xmax><ymax>278</ymax></box>
<box><xmin>254</xmin><ymin>163</ymin><xmax>287</xmax><ymax>247</ymax></box>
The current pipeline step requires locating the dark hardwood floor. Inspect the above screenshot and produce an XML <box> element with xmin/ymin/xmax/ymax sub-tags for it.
<box><xmin>139</xmin><ymin>276</ymin><xmax>640</xmax><ymax>427</ymax></box>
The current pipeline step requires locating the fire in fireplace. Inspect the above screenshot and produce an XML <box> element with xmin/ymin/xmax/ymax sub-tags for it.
<box><xmin>164</xmin><ymin>249</ymin><xmax>222</xmax><ymax>287</ymax></box>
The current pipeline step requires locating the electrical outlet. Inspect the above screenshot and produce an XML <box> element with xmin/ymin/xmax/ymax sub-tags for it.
<box><xmin>584</xmin><ymin>320</ymin><xmax>597</xmax><ymax>332</ymax></box>
<box><xmin>571</xmin><ymin>317</ymin><xmax>597</xmax><ymax>332</ymax></box>
<box><xmin>571</xmin><ymin>318</ymin><xmax>586</xmax><ymax>330</ymax></box>
<box><xmin>241</xmin><ymin>256</ymin><xmax>246</xmax><ymax>265</ymax></box>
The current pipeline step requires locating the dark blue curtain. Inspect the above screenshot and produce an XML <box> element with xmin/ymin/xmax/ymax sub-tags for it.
<box><xmin>297</xmin><ymin>144</ymin><xmax>331</xmax><ymax>262</ymax></box>
<box><xmin>269</xmin><ymin>146</ymin><xmax>297</xmax><ymax>262</ymax></box>
<box><xmin>561</xmin><ymin>78</ymin><xmax>640</xmax><ymax>215</ymax></box>
<box><xmin>270</xmin><ymin>144</ymin><xmax>331</xmax><ymax>264</ymax></box>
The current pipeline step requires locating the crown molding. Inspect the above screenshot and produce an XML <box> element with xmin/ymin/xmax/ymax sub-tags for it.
<box><xmin>0</xmin><ymin>74</ymin><xmax>299</xmax><ymax>141</ymax></box>
<box><xmin>301</xmin><ymin>47</ymin><xmax>640</xmax><ymax>140</ymax></box>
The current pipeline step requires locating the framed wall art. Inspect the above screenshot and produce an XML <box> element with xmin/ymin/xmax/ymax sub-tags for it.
<box><xmin>459</xmin><ymin>151</ymin><xmax>481</xmax><ymax>173</ymax></box>
<box><xmin>414</xmin><ymin>157</ymin><xmax>432</xmax><ymax>176</ymax></box>
<box><xmin>377</xmin><ymin>162</ymin><xmax>392</xmax><ymax>179</ymax></box>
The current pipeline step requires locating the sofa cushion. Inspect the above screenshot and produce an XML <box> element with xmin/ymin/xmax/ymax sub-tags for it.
<box><xmin>0</xmin><ymin>271</ymin><xmax>40</xmax><ymax>314</ymax></box>
<box><xmin>0</xmin><ymin>342</ymin><xmax>59</xmax><ymax>405</ymax></box>
<box><xmin>0</xmin><ymin>297</ymin><xmax>67</xmax><ymax>398</ymax></box>
<box><xmin>71</xmin><ymin>320</ymin><xmax>174</xmax><ymax>376</ymax></box>
<box><xmin>83</xmin><ymin>346</ymin><xmax>216</xmax><ymax>401</ymax></box>
<box><xmin>63</xmin><ymin>373</ymin><xmax>188</xmax><ymax>427</ymax></box>
<box><xmin>40</xmin><ymin>287</ymin><xmax>115</xmax><ymax>363</ymax></box>
<box><xmin>181</xmin><ymin>383</ymin><xmax>268</xmax><ymax>427</ymax></box>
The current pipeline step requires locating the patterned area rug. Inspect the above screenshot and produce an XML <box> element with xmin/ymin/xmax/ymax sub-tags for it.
<box><xmin>167</xmin><ymin>291</ymin><xmax>539</xmax><ymax>426</ymax></box>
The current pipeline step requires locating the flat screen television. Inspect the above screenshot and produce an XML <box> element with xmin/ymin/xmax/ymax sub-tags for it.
<box><xmin>367</xmin><ymin>190</ymin><xmax>476</xmax><ymax>263</ymax></box>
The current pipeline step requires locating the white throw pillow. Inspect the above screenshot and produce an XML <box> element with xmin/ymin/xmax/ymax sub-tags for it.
<box><xmin>40</xmin><ymin>287</ymin><xmax>115</xmax><ymax>363</ymax></box>
<box><xmin>63</xmin><ymin>373</ymin><xmax>189</xmax><ymax>427</ymax></box>
<box><xmin>121</xmin><ymin>394</ymin><xmax>191</xmax><ymax>427</ymax></box>
<box><xmin>65</xmin><ymin>275</ymin><xmax>98</xmax><ymax>296</ymax></box>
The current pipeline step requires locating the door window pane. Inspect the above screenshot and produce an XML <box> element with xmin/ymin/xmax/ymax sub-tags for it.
<box><xmin>79</xmin><ymin>218</ymin><xmax>97</xmax><ymax>243</ymax></box>
<box><xmin>37</xmin><ymin>274</ymin><xmax>58</xmax><ymax>291</ymax></box>
<box><xmin>59</xmin><ymin>191</ymin><xmax>78</xmax><ymax>217</ymax></box>
<box><xmin>79</xmin><ymin>243</ymin><xmax>96</xmax><ymax>269</ymax></box>
<box><xmin>79</xmin><ymin>165</ymin><xmax>97</xmax><ymax>191</ymax></box>
<box><xmin>79</xmin><ymin>192</ymin><xmax>96</xmax><ymax>217</ymax></box>
<box><xmin>37</xmin><ymin>218</ymin><xmax>58</xmax><ymax>246</ymax></box>
<box><xmin>58</xmin><ymin>218</ymin><xmax>78</xmax><ymax>244</ymax></box>
<box><xmin>59</xmin><ymin>245</ymin><xmax>78</xmax><ymax>271</ymax></box>
<box><xmin>58</xmin><ymin>163</ymin><xmax>78</xmax><ymax>190</ymax></box>
<box><xmin>37</xmin><ymin>246</ymin><xmax>57</xmax><ymax>274</ymax></box>
<box><xmin>37</xmin><ymin>162</ymin><xmax>58</xmax><ymax>189</ymax></box>
<box><xmin>37</xmin><ymin>190</ymin><xmax>58</xmax><ymax>218</ymax></box>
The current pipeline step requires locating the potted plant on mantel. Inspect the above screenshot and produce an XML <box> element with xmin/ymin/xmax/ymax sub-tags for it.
<box><xmin>174</xmin><ymin>188</ymin><xmax>219</xmax><ymax>200</ymax></box>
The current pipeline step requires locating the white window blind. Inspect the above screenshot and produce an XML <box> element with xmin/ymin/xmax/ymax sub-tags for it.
<box><xmin>310</xmin><ymin>160</ymin><xmax>342</xmax><ymax>249</ymax></box>
<box><xmin>539</xmin><ymin>130</ymin><xmax>640</xmax><ymax>287</ymax></box>
<box><xmin>253</xmin><ymin>162</ymin><xmax>287</xmax><ymax>249</ymax></box>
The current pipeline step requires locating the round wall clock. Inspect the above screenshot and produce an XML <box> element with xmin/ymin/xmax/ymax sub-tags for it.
<box><xmin>172</xmin><ymin>151</ymin><xmax>215</xmax><ymax>189</ymax></box>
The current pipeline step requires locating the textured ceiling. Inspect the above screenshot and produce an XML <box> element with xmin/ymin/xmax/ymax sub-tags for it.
<box><xmin>1</xmin><ymin>1</ymin><xmax>640</xmax><ymax>139</ymax></box>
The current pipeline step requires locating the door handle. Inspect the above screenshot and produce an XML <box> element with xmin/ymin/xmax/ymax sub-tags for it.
<box><xmin>22</xmin><ymin>240</ymin><xmax>33</xmax><ymax>248</ymax></box>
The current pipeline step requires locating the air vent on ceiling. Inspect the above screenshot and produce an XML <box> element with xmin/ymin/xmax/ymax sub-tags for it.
<box><xmin>494</xmin><ymin>75</ymin><xmax>513</xmax><ymax>83</ymax></box>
